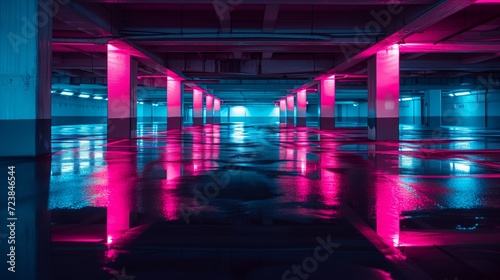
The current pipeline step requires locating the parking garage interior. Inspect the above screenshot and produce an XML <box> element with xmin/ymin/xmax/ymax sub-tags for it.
<box><xmin>2</xmin><ymin>0</ymin><xmax>500</xmax><ymax>279</ymax></box>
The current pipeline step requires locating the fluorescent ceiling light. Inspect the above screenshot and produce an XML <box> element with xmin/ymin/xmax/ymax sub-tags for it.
<box><xmin>79</xmin><ymin>94</ymin><xmax>90</xmax><ymax>98</ymax></box>
<box><xmin>449</xmin><ymin>93</ymin><xmax>455</xmax><ymax>97</ymax></box>
<box><xmin>454</xmin><ymin>91</ymin><xmax>470</xmax><ymax>96</ymax></box>
<box><xmin>401</xmin><ymin>97</ymin><xmax>413</xmax><ymax>101</ymax></box>
<box><xmin>93</xmin><ymin>96</ymin><xmax>103</xmax><ymax>100</ymax></box>
<box><xmin>61</xmin><ymin>91</ymin><xmax>74</xmax><ymax>96</ymax></box>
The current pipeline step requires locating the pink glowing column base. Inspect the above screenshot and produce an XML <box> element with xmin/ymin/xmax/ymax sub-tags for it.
<box><xmin>206</xmin><ymin>95</ymin><xmax>214</xmax><ymax>124</ymax></box>
<box><xmin>319</xmin><ymin>75</ymin><xmax>336</xmax><ymax>130</ymax></box>
<box><xmin>286</xmin><ymin>95</ymin><xmax>295</xmax><ymax>126</ymax></box>
<box><xmin>107</xmin><ymin>43</ymin><xmax>138</xmax><ymax>139</ymax></box>
<box><xmin>367</xmin><ymin>45</ymin><xmax>400</xmax><ymax>141</ymax></box>
<box><xmin>279</xmin><ymin>99</ymin><xmax>286</xmax><ymax>123</ymax></box>
<box><xmin>296</xmin><ymin>90</ymin><xmax>307</xmax><ymax>127</ymax></box>
<box><xmin>193</xmin><ymin>89</ymin><xmax>203</xmax><ymax>126</ymax></box>
<box><xmin>167</xmin><ymin>76</ymin><xmax>184</xmax><ymax>130</ymax></box>
<box><xmin>213</xmin><ymin>98</ymin><xmax>221</xmax><ymax>124</ymax></box>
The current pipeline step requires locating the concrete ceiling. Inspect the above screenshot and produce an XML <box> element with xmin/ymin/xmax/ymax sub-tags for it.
<box><xmin>51</xmin><ymin>0</ymin><xmax>500</xmax><ymax>104</ymax></box>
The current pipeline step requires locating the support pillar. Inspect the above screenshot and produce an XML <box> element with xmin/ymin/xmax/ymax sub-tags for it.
<box><xmin>367</xmin><ymin>45</ymin><xmax>400</xmax><ymax>141</ymax></box>
<box><xmin>214</xmin><ymin>98</ymin><xmax>221</xmax><ymax>124</ymax></box>
<box><xmin>206</xmin><ymin>95</ymin><xmax>214</xmax><ymax>124</ymax></box>
<box><xmin>425</xmin><ymin>90</ymin><xmax>441</xmax><ymax>128</ymax></box>
<box><xmin>279</xmin><ymin>99</ymin><xmax>286</xmax><ymax>124</ymax></box>
<box><xmin>0</xmin><ymin>0</ymin><xmax>52</xmax><ymax>156</ymax></box>
<box><xmin>167</xmin><ymin>76</ymin><xmax>184</xmax><ymax>130</ymax></box>
<box><xmin>107</xmin><ymin>43</ymin><xmax>138</xmax><ymax>139</ymax></box>
<box><xmin>286</xmin><ymin>95</ymin><xmax>295</xmax><ymax>126</ymax></box>
<box><xmin>297</xmin><ymin>90</ymin><xmax>307</xmax><ymax>127</ymax></box>
<box><xmin>319</xmin><ymin>75</ymin><xmax>336</xmax><ymax>130</ymax></box>
<box><xmin>0</xmin><ymin>159</ymin><xmax>51</xmax><ymax>280</ymax></box>
<box><xmin>193</xmin><ymin>88</ymin><xmax>203</xmax><ymax>126</ymax></box>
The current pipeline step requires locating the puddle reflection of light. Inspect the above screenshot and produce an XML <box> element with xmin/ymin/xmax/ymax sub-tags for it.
<box><xmin>454</xmin><ymin>141</ymin><xmax>472</xmax><ymax>150</ymax></box>
<box><xmin>80</xmin><ymin>151</ymin><xmax>90</xmax><ymax>160</ymax></box>
<box><xmin>446</xmin><ymin>178</ymin><xmax>481</xmax><ymax>209</ymax></box>
<box><xmin>456</xmin><ymin>224</ymin><xmax>478</xmax><ymax>230</ymax></box>
<box><xmin>61</xmin><ymin>162</ymin><xmax>74</xmax><ymax>173</ymax></box>
<box><xmin>78</xmin><ymin>140</ymin><xmax>90</xmax><ymax>147</ymax></box>
<box><xmin>232</xmin><ymin>125</ymin><xmax>245</xmax><ymax>143</ymax></box>
<box><xmin>399</xmin><ymin>146</ymin><xmax>415</xmax><ymax>152</ymax></box>
<box><xmin>450</xmin><ymin>162</ymin><xmax>470</xmax><ymax>173</ymax></box>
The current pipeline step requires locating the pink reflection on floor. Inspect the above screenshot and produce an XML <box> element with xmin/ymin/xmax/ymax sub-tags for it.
<box><xmin>161</xmin><ymin>136</ymin><xmax>182</xmax><ymax>220</ymax></box>
<box><xmin>296</xmin><ymin>145</ymin><xmax>309</xmax><ymax>202</ymax></box>
<box><xmin>320</xmin><ymin>152</ymin><xmax>340</xmax><ymax>207</ymax></box>
<box><xmin>376</xmin><ymin>177</ymin><xmax>400</xmax><ymax>247</ymax></box>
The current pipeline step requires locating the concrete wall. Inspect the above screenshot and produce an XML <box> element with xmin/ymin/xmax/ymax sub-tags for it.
<box><xmin>486</xmin><ymin>91</ymin><xmax>500</xmax><ymax>128</ymax></box>
<box><xmin>225</xmin><ymin>105</ymin><xmax>279</xmax><ymax>124</ymax></box>
<box><xmin>397</xmin><ymin>91</ymin><xmax>500</xmax><ymax>128</ymax></box>
<box><xmin>442</xmin><ymin>93</ymin><xmax>489</xmax><ymax>127</ymax></box>
<box><xmin>51</xmin><ymin>94</ymin><xmax>107</xmax><ymax>125</ymax></box>
<box><xmin>51</xmin><ymin>91</ymin><xmax>500</xmax><ymax>128</ymax></box>
<box><xmin>306</xmin><ymin>102</ymin><xmax>368</xmax><ymax>124</ymax></box>
<box><xmin>400</xmin><ymin>98</ymin><xmax>422</xmax><ymax>126</ymax></box>
<box><xmin>138</xmin><ymin>103</ymin><xmax>167</xmax><ymax>123</ymax></box>
<box><xmin>442</xmin><ymin>94</ymin><xmax>484</xmax><ymax>127</ymax></box>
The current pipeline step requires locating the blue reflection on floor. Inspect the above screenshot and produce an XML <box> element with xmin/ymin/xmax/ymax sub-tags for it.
<box><xmin>30</xmin><ymin>124</ymin><xmax>500</xmax><ymax>279</ymax></box>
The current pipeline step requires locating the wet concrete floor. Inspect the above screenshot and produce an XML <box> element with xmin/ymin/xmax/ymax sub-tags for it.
<box><xmin>1</xmin><ymin>123</ymin><xmax>500</xmax><ymax>279</ymax></box>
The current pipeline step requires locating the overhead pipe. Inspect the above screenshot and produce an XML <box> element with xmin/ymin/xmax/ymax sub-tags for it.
<box><xmin>53</xmin><ymin>33</ymin><xmax>368</xmax><ymax>43</ymax></box>
<box><xmin>118</xmin><ymin>32</ymin><xmax>383</xmax><ymax>41</ymax></box>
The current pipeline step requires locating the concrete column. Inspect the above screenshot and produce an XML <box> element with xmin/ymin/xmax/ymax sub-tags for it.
<box><xmin>206</xmin><ymin>95</ymin><xmax>214</xmax><ymax>124</ymax></box>
<box><xmin>425</xmin><ymin>90</ymin><xmax>441</xmax><ymax>128</ymax></box>
<box><xmin>279</xmin><ymin>99</ymin><xmax>286</xmax><ymax>123</ymax></box>
<box><xmin>167</xmin><ymin>76</ymin><xmax>184</xmax><ymax>130</ymax></box>
<box><xmin>107</xmin><ymin>43</ymin><xmax>138</xmax><ymax>139</ymax></box>
<box><xmin>286</xmin><ymin>95</ymin><xmax>295</xmax><ymax>126</ymax></box>
<box><xmin>367</xmin><ymin>45</ymin><xmax>400</xmax><ymax>141</ymax></box>
<box><xmin>0</xmin><ymin>159</ymin><xmax>51</xmax><ymax>280</ymax></box>
<box><xmin>319</xmin><ymin>75</ymin><xmax>336</xmax><ymax>130</ymax></box>
<box><xmin>193</xmin><ymin>88</ymin><xmax>203</xmax><ymax>126</ymax></box>
<box><xmin>0</xmin><ymin>0</ymin><xmax>52</xmax><ymax>156</ymax></box>
<box><xmin>214</xmin><ymin>98</ymin><xmax>221</xmax><ymax>124</ymax></box>
<box><xmin>296</xmin><ymin>90</ymin><xmax>307</xmax><ymax>127</ymax></box>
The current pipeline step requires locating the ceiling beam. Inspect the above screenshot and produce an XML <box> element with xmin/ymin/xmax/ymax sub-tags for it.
<box><xmin>75</xmin><ymin>0</ymin><xmax>436</xmax><ymax>4</ymax></box>
<box><xmin>327</xmin><ymin>0</ymin><xmax>477</xmax><ymax>74</ymax></box>
<box><xmin>400</xmin><ymin>60</ymin><xmax>500</xmax><ymax>71</ymax></box>
<box><xmin>404</xmin><ymin>52</ymin><xmax>428</xmax><ymax>60</ymax></box>
<box><xmin>262</xmin><ymin>52</ymin><xmax>274</xmax><ymax>59</ymax></box>
<box><xmin>214</xmin><ymin>3</ymin><xmax>231</xmax><ymax>33</ymax></box>
<box><xmin>399</xmin><ymin>43</ymin><xmax>500</xmax><ymax>53</ymax></box>
<box><xmin>263</xmin><ymin>4</ymin><xmax>280</xmax><ymax>33</ymax></box>
<box><xmin>63</xmin><ymin>1</ymin><xmax>121</xmax><ymax>36</ymax></box>
<box><xmin>60</xmin><ymin>1</ymin><xmax>190</xmax><ymax>79</ymax></box>
<box><xmin>461</xmin><ymin>53</ymin><xmax>500</xmax><ymax>64</ymax></box>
